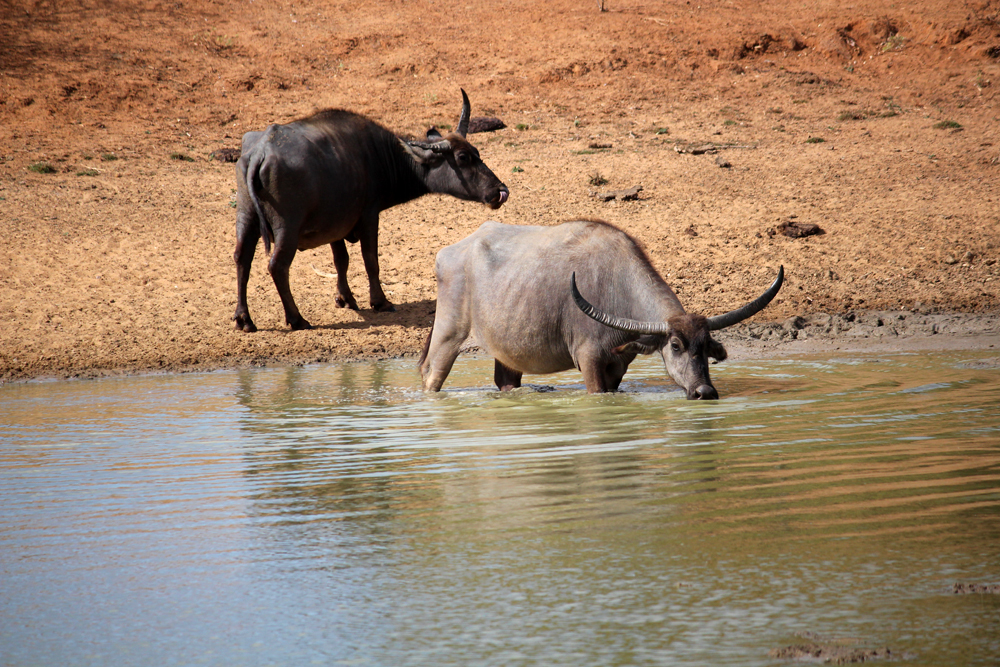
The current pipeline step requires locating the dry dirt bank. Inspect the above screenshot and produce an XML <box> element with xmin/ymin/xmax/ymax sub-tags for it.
<box><xmin>1</xmin><ymin>0</ymin><xmax>999</xmax><ymax>383</ymax></box>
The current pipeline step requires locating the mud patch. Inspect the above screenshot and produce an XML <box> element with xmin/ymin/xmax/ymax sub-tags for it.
<box><xmin>953</xmin><ymin>582</ymin><xmax>1000</xmax><ymax>594</ymax></box>
<box><xmin>770</xmin><ymin>643</ymin><xmax>891</xmax><ymax>664</ymax></box>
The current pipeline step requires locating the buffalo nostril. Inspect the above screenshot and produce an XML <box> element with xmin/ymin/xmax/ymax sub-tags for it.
<box><xmin>690</xmin><ymin>384</ymin><xmax>719</xmax><ymax>400</ymax></box>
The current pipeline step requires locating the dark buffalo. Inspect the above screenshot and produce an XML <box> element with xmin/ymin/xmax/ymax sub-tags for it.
<box><xmin>233</xmin><ymin>90</ymin><xmax>509</xmax><ymax>332</ymax></box>
<box><xmin>419</xmin><ymin>219</ymin><xmax>783</xmax><ymax>398</ymax></box>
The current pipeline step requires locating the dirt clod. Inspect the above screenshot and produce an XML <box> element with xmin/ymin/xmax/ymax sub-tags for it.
<box><xmin>592</xmin><ymin>185</ymin><xmax>643</xmax><ymax>202</ymax></box>
<box><xmin>777</xmin><ymin>221</ymin><xmax>824</xmax><ymax>238</ymax></box>
<box><xmin>210</xmin><ymin>148</ymin><xmax>241</xmax><ymax>163</ymax></box>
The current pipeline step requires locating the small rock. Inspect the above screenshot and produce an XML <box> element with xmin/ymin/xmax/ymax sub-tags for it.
<box><xmin>468</xmin><ymin>116</ymin><xmax>506</xmax><ymax>133</ymax></box>
<box><xmin>715</xmin><ymin>156</ymin><xmax>732</xmax><ymax>168</ymax></box>
<box><xmin>944</xmin><ymin>254</ymin><xmax>958</xmax><ymax>265</ymax></box>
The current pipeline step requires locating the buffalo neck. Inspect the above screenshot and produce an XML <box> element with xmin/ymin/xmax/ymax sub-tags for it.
<box><xmin>376</xmin><ymin>136</ymin><xmax>432</xmax><ymax>209</ymax></box>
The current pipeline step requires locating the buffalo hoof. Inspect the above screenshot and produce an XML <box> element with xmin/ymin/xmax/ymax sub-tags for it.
<box><xmin>288</xmin><ymin>317</ymin><xmax>313</xmax><ymax>331</ymax></box>
<box><xmin>335</xmin><ymin>295</ymin><xmax>359</xmax><ymax>310</ymax></box>
<box><xmin>373</xmin><ymin>301</ymin><xmax>396</xmax><ymax>313</ymax></box>
<box><xmin>234</xmin><ymin>314</ymin><xmax>257</xmax><ymax>333</ymax></box>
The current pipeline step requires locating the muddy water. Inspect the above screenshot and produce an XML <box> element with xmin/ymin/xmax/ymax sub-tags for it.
<box><xmin>1</xmin><ymin>352</ymin><xmax>999</xmax><ymax>667</ymax></box>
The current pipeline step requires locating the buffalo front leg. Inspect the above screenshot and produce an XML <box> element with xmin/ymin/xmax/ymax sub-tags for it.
<box><xmin>233</xmin><ymin>203</ymin><xmax>260</xmax><ymax>332</ymax></box>
<box><xmin>494</xmin><ymin>361</ymin><xmax>523</xmax><ymax>391</ymax></box>
<box><xmin>420</xmin><ymin>322</ymin><xmax>470</xmax><ymax>392</ymax></box>
<box><xmin>355</xmin><ymin>215</ymin><xmax>395</xmax><ymax>312</ymax></box>
<box><xmin>330</xmin><ymin>240</ymin><xmax>359</xmax><ymax>310</ymax></box>
<box><xmin>267</xmin><ymin>235</ymin><xmax>311</xmax><ymax>330</ymax></box>
<box><xmin>578</xmin><ymin>351</ymin><xmax>613</xmax><ymax>394</ymax></box>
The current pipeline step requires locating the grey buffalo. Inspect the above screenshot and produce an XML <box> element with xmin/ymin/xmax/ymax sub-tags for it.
<box><xmin>419</xmin><ymin>220</ymin><xmax>783</xmax><ymax>399</ymax></box>
<box><xmin>233</xmin><ymin>90</ymin><xmax>509</xmax><ymax>332</ymax></box>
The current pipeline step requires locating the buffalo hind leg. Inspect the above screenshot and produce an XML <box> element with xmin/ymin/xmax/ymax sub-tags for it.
<box><xmin>331</xmin><ymin>240</ymin><xmax>359</xmax><ymax>310</ymax></box>
<box><xmin>356</xmin><ymin>216</ymin><xmax>395</xmax><ymax>312</ymax></box>
<box><xmin>268</xmin><ymin>235</ymin><xmax>311</xmax><ymax>330</ymax></box>
<box><xmin>494</xmin><ymin>361</ymin><xmax>523</xmax><ymax>391</ymax></box>
<box><xmin>233</xmin><ymin>202</ymin><xmax>260</xmax><ymax>332</ymax></box>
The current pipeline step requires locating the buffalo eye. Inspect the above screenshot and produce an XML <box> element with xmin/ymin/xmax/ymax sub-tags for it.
<box><xmin>669</xmin><ymin>338</ymin><xmax>683</xmax><ymax>353</ymax></box>
<box><xmin>455</xmin><ymin>151</ymin><xmax>471</xmax><ymax>166</ymax></box>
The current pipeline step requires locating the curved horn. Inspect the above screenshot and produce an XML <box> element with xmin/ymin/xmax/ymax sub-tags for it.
<box><xmin>407</xmin><ymin>139</ymin><xmax>452</xmax><ymax>153</ymax></box>
<box><xmin>571</xmin><ymin>272</ymin><xmax>669</xmax><ymax>335</ymax></box>
<box><xmin>706</xmin><ymin>265</ymin><xmax>784</xmax><ymax>331</ymax></box>
<box><xmin>457</xmin><ymin>88</ymin><xmax>471</xmax><ymax>137</ymax></box>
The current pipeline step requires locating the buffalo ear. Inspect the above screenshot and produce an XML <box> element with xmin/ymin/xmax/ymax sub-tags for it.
<box><xmin>613</xmin><ymin>335</ymin><xmax>664</xmax><ymax>356</ymax></box>
<box><xmin>426</xmin><ymin>127</ymin><xmax>443</xmax><ymax>140</ymax></box>
<box><xmin>707</xmin><ymin>337</ymin><xmax>728</xmax><ymax>363</ymax></box>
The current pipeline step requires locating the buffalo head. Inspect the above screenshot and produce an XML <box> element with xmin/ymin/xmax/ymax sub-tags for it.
<box><xmin>571</xmin><ymin>266</ymin><xmax>784</xmax><ymax>399</ymax></box>
<box><xmin>403</xmin><ymin>90</ymin><xmax>509</xmax><ymax>209</ymax></box>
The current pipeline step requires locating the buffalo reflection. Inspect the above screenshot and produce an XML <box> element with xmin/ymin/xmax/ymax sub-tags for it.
<box><xmin>230</xmin><ymin>360</ymin><xmax>730</xmax><ymax>538</ymax></box>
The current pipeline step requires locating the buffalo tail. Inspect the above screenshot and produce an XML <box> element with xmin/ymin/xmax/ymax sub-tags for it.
<box><xmin>245</xmin><ymin>152</ymin><xmax>274</xmax><ymax>255</ymax></box>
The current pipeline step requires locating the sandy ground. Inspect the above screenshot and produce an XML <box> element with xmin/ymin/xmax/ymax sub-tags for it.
<box><xmin>2</xmin><ymin>0</ymin><xmax>999</xmax><ymax>384</ymax></box>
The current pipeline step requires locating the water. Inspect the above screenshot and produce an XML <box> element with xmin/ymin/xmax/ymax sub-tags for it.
<box><xmin>1</xmin><ymin>352</ymin><xmax>999</xmax><ymax>666</ymax></box>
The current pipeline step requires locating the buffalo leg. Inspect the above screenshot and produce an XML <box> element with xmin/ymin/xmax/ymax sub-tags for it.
<box><xmin>233</xmin><ymin>201</ymin><xmax>260</xmax><ymax>332</ymax></box>
<box><xmin>267</xmin><ymin>233</ymin><xmax>311</xmax><ymax>330</ymax></box>
<box><xmin>579</xmin><ymin>354</ymin><xmax>611</xmax><ymax>393</ymax></box>
<box><xmin>355</xmin><ymin>216</ymin><xmax>395</xmax><ymax>312</ymax></box>
<box><xmin>419</xmin><ymin>316</ymin><xmax>470</xmax><ymax>392</ymax></box>
<box><xmin>330</xmin><ymin>240</ymin><xmax>359</xmax><ymax>310</ymax></box>
<box><xmin>605</xmin><ymin>364</ymin><xmax>628</xmax><ymax>392</ymax></box>
<box><xmin>494</xmin><ymin>360</ymin><xmax>522</xmax><ymax>391</ymax></box>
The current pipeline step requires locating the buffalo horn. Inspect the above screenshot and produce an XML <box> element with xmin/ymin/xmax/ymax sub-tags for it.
<box><xmin>407</xmin><ymin>139</ymin><xmax>453</xmax><ymax>153</ymax></box>
<box><xmin>457</xmin><ymin>88</ymin><xmax>471</xmax><ymax>137</ymax></box>
<box><xmin>706</xmin><ymin>265</ymin><xmax>784</xmax><ymax>331</ymax></box>
<box><xmin>571</xmin><ymin>273</ymin><xmax>670</xmax><ymax>335</ymax></box>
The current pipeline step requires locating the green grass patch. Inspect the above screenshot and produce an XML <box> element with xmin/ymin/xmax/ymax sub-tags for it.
<box><xmin>805</xmin><ymin>137</ymin><xmax>826</xmax><ymax>144</ymax></box>
<box><xmin>514</xmin><ymin>123</ymin><xmax>530</xmax><ymax>131</ymax></box>
<box><xmin>101</xmin><ymin>153</ymin><xmax>118</xmax><ymax>161</ymax></box>
<box><xmin>511</xmin><ymin>166</ymin><xmax>524</xmax><ymax>173</ymax></box>
<box><xmin>76</xmin><ymin>168</ymin><xmax>100</xmax><ymax>176</ymax></box>
<box><xmin>881</xmin><ymin>35</ymin><xmax>905</xmax><ymax>52</ymax></box>
<box><xmin>933</xmin><ymin>120</ymin><xmax>962</xmax><ymax>130</ymax></box>
<box><xmin>170</xmin><ymin>152</ymin><xmax>195</xmax><ymax>162</ymax></box>
<box><xmin>29</xmin><ymin>162</ymin><xmax>56</xmax><ymax>173</ymax></box>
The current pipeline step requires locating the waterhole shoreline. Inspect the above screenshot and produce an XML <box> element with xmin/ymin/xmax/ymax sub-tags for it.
<box><xmin>6</xmin><ymin>308</ymin><xmax>999</xmax><ymax>385</ymax></box>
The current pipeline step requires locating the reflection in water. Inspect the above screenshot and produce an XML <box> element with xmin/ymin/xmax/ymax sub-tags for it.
<box><xmin>1</xmin><ymin>352</ymin><xmax>999</xmax><ymax>666</ymax></box>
